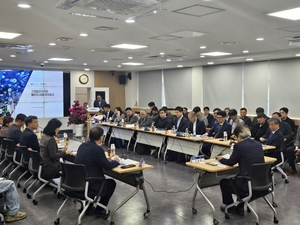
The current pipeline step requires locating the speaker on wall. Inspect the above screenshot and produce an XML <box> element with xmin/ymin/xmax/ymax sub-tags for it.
<box><xmin>119</xmin><ymin>75</ymin><xmax>126</xmax><ymax>84</ymax></box>
<box><xmin>127</xmin><ymin>72</ymin><xmax>132</xmax><ymax>80</ymax></box>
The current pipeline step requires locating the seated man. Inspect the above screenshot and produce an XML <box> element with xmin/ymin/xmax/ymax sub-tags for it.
<box><xmin>286</xmin><ymin>126</ymin><xmax>300</xmax><ymax>175</ymax></box>
<box><xmin>271</xmin><ymin>112</ymin><xmax>293</xmax><ymax>145</ymax></box>
<box><xmin>6</xmin><ymin>113</ymin><xmax>26</xmax><ymax>144</ymax></box>
<box><xmin>138</xmin><ymin>109</ymin><xmax>153</xmax><ymax>127</ymax></box>
<box><xmin>154</xmin><ymin>108</ymin><xmax>172</xmax><ymax>130</ymax></box>
<box><xmin>161</xmin><ymin>106</ymin><xmax>174</xmax><ymax>122</ymax></box>
<box><xmin>208</xmin><ymin>108</ymin><xmax>221</xmax><ymax>128</ymax></box>
<box><xmin>250</xmin><ymin>113</ymin><xmax>268</xmax><ymax>141</ymax></box>
<box><xmin>102</xmin><ymin>104</ymin><xmax>114</xmax><ymax>122</ymax></box>
<box><xmin>204</xmin><ymin>106</ymin><xmax>214</xmax><ymax>128</ymax></box>
<box><xmin>251</xmin><ymin>107</ymin><xmax>269</xmax><ymax>130</ymax></box>
<box><xmin>182</xmin><ymin>107</ymin><xmax>188</xmax><ymax>119</ymax></box>
<box><xmin>173</xmin><ymin>106</ymin><xmax>189</xmax><ymax>132</ymax></box>
<box><xmin>0</xmin><ymin>180</ymin><xmax>26</xmax><ymax>222</ymax></box>
<box><xmin>240</xmin><ymin>107</ymin><xmax>251</xmax><ymax>127</ymax></box>
<box><xmin>188</xmin><ymin>112</ymin><xmax>206</xmax><ymax>135</ymax></box>
<box><xmin>19</xmin><ymin>116</ymin><xmax>40</xmax><ymax>152</ymax></box>
<box><xmin>193</xmin><ymin>106</ymin><xmax>208</xmax><ymax>127</ymax></box>
<box><xmin>229</xmin><ymin>109</ymin><xmax>245</xmax><ymax>136</ymax></box>
<box><xmin>202</xmin><ymin>111</ymin><xmax>232</xmax><ymax>157</ymax></box>
<box><xmin>124</xmin><ymin>107</ymin><xmax>139</xmax><ymax>124</ymax></box>
<box><xmin>217</xmin><ymin>125</ymin><xmax>264</xmax><ymax>215</ymax></box>
<box><xmin>280</xmin><ymin>107</ymin><xmax>295</xmax><ymax>134</ymax></box>
<box><xmin>93</xmin><ymin>95</ymin><xmax>107</xmax><ymax>109</ymax></box>
<box><xmin>75</xmin><ymin>126</ymin><xmax>120</xmax><ymax>216</ymax></box>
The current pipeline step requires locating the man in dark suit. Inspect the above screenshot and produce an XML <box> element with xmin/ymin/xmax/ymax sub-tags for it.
<box><xmin>6</xmin><ymin>113</ymin><xmax>26</xmax><ymax>144</ymax></box>
<box><xmin>173</xmin><ymin>106</ymin><xmax>189</xmax><ymax>132</ymax></box>
<box><xmin>280</xmin><ymin>107</ymin><xmax>295</xmax><ymax>134</ymax></box>
<box><xmin>19</xmin><ymin>115</ymin><xmax>40</xmax><ymax>152</ymax></box>
<box><xmin>93</xmin><ymin>95</ymin><xmax>107</xmax><ymax>109</ymax></box>
<box><xmin>250</xmin><ymin>113</ymin><xmax>268</xmax><ymax>141</ymax></box>
<box><xmin>202</xmin><ymin>111</ymin><xmax>232</xmax><ymax>157</ymax></box>
<box><xmin>208</xmin><ymin>108</ymin><xmax>221</xmax><ymax>128</ymax></box>
<box><xmin>251</xmin><ymin>107</ymin><xmax>269</xmax><ymax>130</ymax></box>
<box><xmin>182</xmin><ymin>107</ymin><xmax>188</xmax><ymax>119</ymax></box>
<box><xmin>204</xmin><ymin>106</ymin><xmax>214</xmax><ymax>127</ymax></box>
<box><xmin>240</xmin><ymin>107</ymin><xmax>251</xmax><ymax>127</ymax></box>
<box><xmin>102</xmin><ymin>104</ymin><xmax>114</xmax><ymax>122</ymax></box>
<box><xmin>188</xmin><ymin>112</ymin><xmax>206</xmax><ymax>135</ymax></box>
<box><xmin>154</xmin><ymin>108</ymin><xmax>172</xmax><ymax>130</ymax></box>
<box><xmin>75</xmin><ymin>126</ymin><xmax>120</xmax><ymax>216</ymax></box>
<box><xmin>271</xmin><ymin>112</ymin><xmax>293</xmax><ymax>145</ymax></box>
<box><xmin>217</xmin><ymin>125</ymin><xmax>264</xmax><ymax>215</ymax></box>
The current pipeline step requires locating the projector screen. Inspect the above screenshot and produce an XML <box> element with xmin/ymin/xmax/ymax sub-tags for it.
<box><xmin>0</xmin><ymin>69</ymin><xmax>64</xmax><ymax>118</ymax></box>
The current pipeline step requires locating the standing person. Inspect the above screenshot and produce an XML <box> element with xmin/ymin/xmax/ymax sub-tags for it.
<box><xmin>6</xmin><ymin>113</ymin><xmax>26</xmax><ymax>144</ymax></box>
<box><xmin>0</xmin><ymin>180</ymin><xmax>26</xmax><ymax>222</ymax></box>
<box><xmin>75</xmin><ymin>126</ymin><xmax>120</xmax><ymax>217</ymax></box>
<box><xmin>0</xmin><ymin>116</ymin><xmax>14</xmax><ymax>137</ymax></box>
<box><xmin>93</xmin><ymin>95</ymin><xmax>107</xmax><ymax>109</ymax></box>
<box><xmin>217</xmin><ymin>126</ymin><xmax>264</xmax><ymax>215</ymax></box>
<box><xmin>40</xmin><ymin>118</ymin><xmax>71</xmax><ymax>178</ymax></box>
<box><xmin>19</xmin><ymin>116</ymin><xmax>40</xmax><ymax>152</ymax></box>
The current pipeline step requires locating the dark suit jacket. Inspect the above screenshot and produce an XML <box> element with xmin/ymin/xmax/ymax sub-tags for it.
<box><xmin>188</xmin><ymin>118</ymin><xmax>206</xmax><ymax>135</ymax></box>
<box><xmin>220</xmin><ymin>138</ymin><xmax>264</xmax><ymax>177</ymax></box>
<box><xmin>154</xmin><ymin>117</ymin><xmax>172</xmax><ymax>130</ymax></box>
<box><xmin>251</xmin><ymin>122</ymin><xmax>269</xmax><ymax>141</ymax></box>
<box><xmin>251</xmin><ymin>116</ymin><xmax>270</xmax><ymax>130</ymax></box>
<box><xmin>173</xmin><ymin>116</ymin><xmax>189</xmax><ymax>132</ymax></box>
<box><xmin>208</xmin><ymin>118</ymin><xmax>217</xmax><ymax>128</ymax></box>
<box><xmin>206</xmin><ymin>114</ymin><xmax>214</xmax><ymax>127</ymax></box>
<box><xmin>93</xmin><ymin>99</ymin><xmax>107</xmax><ymax>108</ymax></box>
<box><xmin>282</xmin><ymin>117</ymin><xmax>295</xmax><ymax>133</ymax></box>
<box><xmin>279</xmin><ymin>122</ymin><xmax>293</xmax><ymax>144</ymax></box>
<box><xmin>207</xmin><ymin>121</ymin><xmax>232</xmax><ymax>138</ymax></box>
<box><xmin>75</xmin><ymin>141</ymin><xmax>119</xmax><ymax>193</ymax></box>
<box><xmin>262</xmin><ymin>129</ymin><xmax>284</xmax><ymax>150</ymax></box>
<box><xmin>102</xmin><ymin>110</ymin><xmax>114</xmax><ymax>121</ymax></box>
<box><xmin>241</xmin><ymin>116</ymin><xmax>252</xmax><ymax>127</ymax></box>
<box><xmin>19</xmin><ymin>128</ymin><xmax>40</xmax><ymax>152</ymax></box>
<box><xmin>6</xmin><ymin>124</ymin><xmax>22</xmax><ymax>144</ymax></box>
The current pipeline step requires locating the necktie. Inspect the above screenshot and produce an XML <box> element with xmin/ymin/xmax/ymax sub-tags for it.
<box><xmin>214</xmin><ymin>125</ymin><xmax>222</xmax><ymax>138</ymax></box>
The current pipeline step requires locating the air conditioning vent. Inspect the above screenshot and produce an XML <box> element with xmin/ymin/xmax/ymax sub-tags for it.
<box><xmin>56</xmin><ymin>37</ymin><xmax>75</xmax><ymax>42</ymax></box>
<box><xmin>288</xmin><ymin>36</ymin><xmax>300</xmax><ymax>46</ymax></box>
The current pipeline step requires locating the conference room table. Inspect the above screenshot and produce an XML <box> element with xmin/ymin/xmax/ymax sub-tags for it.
<box><xmin>186</xmin><ymin>156</ymin><xmax>277</xmax><ymax>225</ymax></box>
<box><xmin>63</xmin><ymin>139</ymin><xmax>154</xmax><ymax>225</ymax></box>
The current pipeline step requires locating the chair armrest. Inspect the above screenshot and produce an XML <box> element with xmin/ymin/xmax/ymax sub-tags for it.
<box><xmin>85</xmin><ymin>177</ymin><xmax>107</xmax><ymax>203</ymax></box>
<box><xmin>85</xmin><ymin>177</ymin><xmax>106</xmax><ymax>182</ymax></box>
<box><xmin>232</xmin><ymin>175</ymin><xmax>250</xmax><ymax>181</ymax></box>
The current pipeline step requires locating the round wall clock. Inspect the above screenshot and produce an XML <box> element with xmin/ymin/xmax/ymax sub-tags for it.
<box><xmin>79</xmin><ymin>74</ymin><xmax>89</xmax><ymax>84</ymax></box>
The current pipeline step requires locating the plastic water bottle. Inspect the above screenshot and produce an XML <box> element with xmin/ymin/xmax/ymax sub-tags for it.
<box><xmin>110</xmin><ymin>144</ymin><xmax>116</xmax><ymax>156</ymax></box>
<box><xmin>185</xmin><ymin>127</ymin><xmax>189</xmax><ymax>137</ymax></box>
<box><xmin>172</xmin><ymin>125</ymin><xmax>176</xmax><ymax>134</ymax></box>
<box><xmin>151</xmin><ymin>123</ymin><xmax>155</xmax><ymax>132</ymax></box>
<box><xmin>81</xmin><ymin>136</ymin><xmax>85</xmax><ymax>143</ymax></box>
<box><xmin>223</xmin><ymin>131</ymin><xmax>228</xmax><ymax>141</ymax></box>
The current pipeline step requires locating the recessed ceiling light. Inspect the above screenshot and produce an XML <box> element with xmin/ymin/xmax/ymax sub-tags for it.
<box><xmin>177</xmin><ymin>65</ymin><xmax>183</xmax><ymax>67</ymax></box>
<box><xmin>220</xmin><ymin>42</ymin><xmax>239</xmax><ymax>45</ymax></box>
<box><xmin>84</xmin><ymin>68</ymin><xmax>90</xmax><ymax>71</ymax></box>
<box><xmin>125</xmin><ymin>18</ymin><xmax>135</xmax><ymax>23</ymax></box>
<box><xmin>201</xmin><ymin>52</ymin><xmax>232</xmax><ymax>56</ymax></box>
<box><xmin>70</xmin><ymin>12</ymin><xmax>97</xmax><ymax>18</ymax></box>
<box><xmin>256</xmin><ymin>38</ymin><xmax>264</xmax><ymax>41</ymax></box>
<box><xmin>48</xmin><ymin>58</ymin><xmax>73</xmax><ymax>61</ymax></box>
<box><xmin>49</xmin><ymin>43</ymin><xmax>56</xmax><ymax>46</ymax></box>
<box><xmin>0</xmin><ymin>59</ymin><xmax>2</xmax><ymax>61</ymax></box>
<box><xmin>246</xmin><ymin>58</ymin><xmax>254</xmax><ymax>61</ymax></box>
<box><xmin>296</xmin><ymin>54</ymin><xmax>300</xmax><ymax>57</ymax></box>
<box><xmin>103</xmin><ymin>60</ymin><xmax>108</xmax><ymax>63</ymax></box>
<box><xmin>111</xmin><ymin>44</ymin><xmax>148</xmax><ymax>49</ymax></box>
<box><xmin>44</xmin><ymin>61</ymin><xmax>48</xmax><ymax>63</ymax></box>
<box><xmin>122</xmin><ymin>62</ymin><xmax>144</xmax><ymax>66</ymax></box>
<box><xmin>83</xmin><ymin>63</ymin><xmax>87</xmax><ymax>65</ymax></box>
<box><xmin>243</xmin><ymin>50</ymin><xmax>249</xmax><ymax>53</ymax></box>
<box><xmin>207</xmin><ymin>62</ymin><xmax>214</xmax><ymax>65</ymax></box>
<box><xmin>10</xmin><ymin>55</ymin><xmax>16</xmax><ymax>57</ymax></box>
<box><xmin>118</xmin><ymin>65</ymin><xmax>121</xmax><ymax>67</ymax></box>
<box><xmin>268</xmin><ymin>7</ymin><xmax>300</xmax><ymax>21</ymax></box>
<box><xmin>128</xmin><ymin>56</ymin><xmax>133</xmax><ymax>59</ymax></box>
<box><xmin>200</xmin><ymin>46</ymin><xmax>206</xmax><ymax>49</ymax></box>
<box><xmin>90</xmin><ymin>49</ymin><xmax>95</xmax><ymax>51</ymax></box>
<box><xmin>166</xmin><ymin>59</ymin><xmax>171</xmax><ymax>61</ymax></box>
<box><xmin>159</xmin><ymin>52</ymin><xmax>165</xmax><ymax>55</ymax></box>
<box><xmin>200</xmin><ymin>55</ymin><xmax>205</xmax><ymax>58</ymax></box>
<box><xmin>0</xmin><ymin>31</ymin><xmax>22</xmax><ymax>39</ymax></box>
<box><xmin>18</xmin><ymin>4</ymin><xmax>31</xmax><ymax>8</ymax></box>
<box><xmin>80</xmin><ymin>33</ymin><xmax>88</xmax><ymax>37</ymax></box>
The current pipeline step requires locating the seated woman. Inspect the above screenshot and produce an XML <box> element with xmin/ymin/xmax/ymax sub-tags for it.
<box><xmin>0</xmin><ymin>116</ymin><xmax>14</xmax><ymax>137</ymax></box>
<box><xmin>39</xmin><ymin>118</ymin><xmax>71</xmax><ymax>179</ymax></box>
<box><xmin>112</xmin><ymin>107</ymin><xmax>125</xmax><ymax>123</ymax></box>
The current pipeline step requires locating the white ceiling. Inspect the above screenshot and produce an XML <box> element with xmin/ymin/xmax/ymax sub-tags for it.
<box><xmin>1</xmin><ymin>0</ymin><xmax>300</xmax><ymax>72</ymax></box>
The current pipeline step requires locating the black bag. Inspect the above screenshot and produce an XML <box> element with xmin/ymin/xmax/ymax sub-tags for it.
<box><xmin>135</xmin><ymin>143</ymin><xmax>151</xmax><ymax>155</ymax></box>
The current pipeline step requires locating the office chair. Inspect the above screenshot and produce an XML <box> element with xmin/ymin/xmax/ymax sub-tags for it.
<box><xmin>54</xmin><ymin>162</ymin><xmax>108</xmax><ymax>225</ymax></box>
<box><xmin>8</xmin><ymin>146</ymin><xmax>23</xmax><ymax>179</ymax></box>
<box><xmin>224</xmin><ymin>162</ymin><xmax>279</xmax><ymax>225</ymax></box>
<box><xmin>0</xmin><ymin>139</ymin><xmax>15</xmax><ymax>177</ymax></box>
<box><xmin>16</xmin><ymin>146</ymin><xmax>31</xmax><ymax>188</ymax></box>
<box><xmin>0</xmin><ymin>136</ymin><xmax>6</xmax><ymax>160</ymax></box>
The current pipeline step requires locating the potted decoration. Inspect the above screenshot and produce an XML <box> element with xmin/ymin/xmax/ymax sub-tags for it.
<box><xmin>68</xmin><ymin>100</ymin><xmax>87</xmax><ymax>137</ymax></box>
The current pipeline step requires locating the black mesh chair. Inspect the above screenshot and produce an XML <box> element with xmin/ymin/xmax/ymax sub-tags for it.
<box><xmin>0</xmin><ymin>136</ymin><xmax>6</xmax><ymax>160</ymax></box>
<box><xmin>0</xmin><ymin>139</ymin><xmax>15</xmax><ymax>177</ymax></box>
<box><xmin>16</xmin><ymin>146</ymin><xmax>31</xmax><ymax>188</ymax></box>
<box><xmin>224</xmin><ymin>162</ymin><xmax>279</xmax><ymax>225</ymax></box>
<box><xmin>8</xmin><ymin>145</ymin><xmax>23</xmax><ymax>179</ymax></box>
<box><xmin>54</xmin><ymin>162</ymin><xmax>108</xmax><ymax>225</ymax></box>
<box><xmin>26</xmin><ymin>150</ymin><xmax>58</xmax><ymax>205</ymax></box>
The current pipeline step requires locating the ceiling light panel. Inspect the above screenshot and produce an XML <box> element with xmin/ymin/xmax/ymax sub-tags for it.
<box><xmin>48</xmin><ymin>58</ymin><xmax>73</xmax><ymax>61</ymax></box>
<box><xmin>201</xmin><ymin>52</ymin><xmax>232</xmax><ymax>56</ymax></box>
<box><xmin>122</xmin><ymin>62</ymin><xmax>144</xmax><ymax>66</ymax></box>
<box><xmin>173</xmin><ymin>4</ymin><xmax>225</xmax><ymax>17</ymax></box>
<box><xmin>0</xmin><ymin>31</ymin><xmax>22</xmax><ymax>39</ymax></box>
<box><xmin>268</xmin><ymin>7</ymin><xmax>300</xmax><ymax>21</ymax></box>
<box><xmin>94</xmin><ymin>26</ymin><xmax>118</xmax><ymax>31</ymax></box>
<box><xmin>111</xmin><ymin>44</ymin><xmax>148</xmax><ymax>49</ymax></box>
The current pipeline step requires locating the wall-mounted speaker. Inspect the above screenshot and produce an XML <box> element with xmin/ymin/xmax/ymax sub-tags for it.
<box><xmin>119</xmin><ymin>75</ymin><xmax>126</xmax><ymax>84</ymax></box>
<box><xmin>127</xmin><ymin>72</ymin><xmax>132</xmax><ymax>80</ymax></box>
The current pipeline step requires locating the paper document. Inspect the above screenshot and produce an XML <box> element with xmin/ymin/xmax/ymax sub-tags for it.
<box><xmin>222</xmin><ymin>154</ymin><xmax>231</xmax><ymax>159</ymax></box>
<box><xmin>119</xmin><ymin>159</ymin><xmax>138</xmax><ymax>167</ymax></box>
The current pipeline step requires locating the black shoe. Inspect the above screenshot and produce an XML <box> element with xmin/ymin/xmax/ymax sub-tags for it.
<box><xmin>237</xmin><ymin>207</ymin><xmax>244</xmax><ymax>216</ymax></box>
<box><xmin>94</xmin><ymin>209</ymin><xmax>110</xmax><ymax>219</ymax></box>
<box><xmin>221</xmin><ymin>206</ymin><xmax>238</xmax><ymax>214</ymax></box>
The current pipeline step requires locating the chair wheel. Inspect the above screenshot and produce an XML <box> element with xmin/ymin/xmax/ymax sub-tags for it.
<box><xmin>225</xmin><ymin>213</ymin><xmax>229</xmax><ymax>219</ymax></box>
<box><xmin>54</xmin><ymin>218</ymin><xmax>60</xmax><ymax>225</ymax></box>
<box><xmin>27</xmin><ymin>194</ymin><xmax>31</xmax><ymax>199</ymax></box>
<box><xmin>281</xmin><ymin>174</ymin><xmax>285</xmax><ymax>179</ymax></box>
<box><xmin>110</xmin><ymin>222</ymin><xmax>115</xmax><ymax>225</ymax></box>
<box><xmin>53</xmin><ymin>188</ymin><xmax>57</xmax><ymax>194</ymax></box>
<box><xmin>247</xmin><ymin>207</ymin><xmax>251</xmax><ymax>213</ymax></box>
<box><xmin>272</xmin><ymin>202</ymin><xmax>278</xmax><ymax>208</ymax></box>
<box><xmin>213</xmin><ymin>219</ymin><xmax>219</xmax><ymax>225</ymax></box>
<box><xmin>143</xmin><ymin>212</ymin><xmax>149</xmax><ymax>218</ymax></box>
<box><xmin>23</xmin><ymin>188</ymin><xmax>26</xmax><ymax>193</ymax></box>
<box><xmin>33</xmin><ymin>199</ymin><xmax>38</xmax><ymax>205</ymax></box>
<box><xmin>17</xmin><ymin>183</ymin><xmax>21</xmax><ymax>188</ymax></box>
<box><xmin>192</xmin><ymin>208</ymin><xmax>197</xmax><ymax>214</ymax></box>
<box><xmin>274</xmin><ymin>217</ymin><xmax>279</xmax><ymax>224</ymax></box>
<box><xmin>256</xmin><ymin>223</ymin><xmax>259</xmax><ymax>225</ymax></box>
<box><xmin>285</xmin><ymin>179</ymin><xmax>289</xmax><ymax>184</ymax></box>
